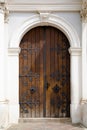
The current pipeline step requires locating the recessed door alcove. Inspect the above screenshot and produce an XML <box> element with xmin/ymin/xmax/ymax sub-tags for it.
<box><xmin>19</xmin><ymin>26</ymin><xmax>70</xmax><ymax>118</ymax></box>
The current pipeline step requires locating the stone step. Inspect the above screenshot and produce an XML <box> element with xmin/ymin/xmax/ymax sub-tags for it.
<box><xmin>19</xmin><ymin>118</ymin><xmax>71</xmax><ymax>123</ymax></box>
<box><xmin>7</xmin><ymin>118</ymin><xmax>85</xmax><ymax>130</ymax></box>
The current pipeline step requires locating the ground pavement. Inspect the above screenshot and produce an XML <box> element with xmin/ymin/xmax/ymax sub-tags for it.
<box><xmin>6</xmin><ymin>119</ymin><xmax>87</xmax><ymax>130</ymax></box>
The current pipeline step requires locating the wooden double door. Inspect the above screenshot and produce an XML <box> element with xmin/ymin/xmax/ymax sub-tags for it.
<box><xmin>19</xmin><ymin>26</ymin><xmax>70</xmax><ymax>118</ymax></box>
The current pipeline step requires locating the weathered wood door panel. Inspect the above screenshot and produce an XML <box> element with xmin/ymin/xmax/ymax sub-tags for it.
<box><xmin>19</xmin><ymin>26</ymin><xmax>70</xmax><ymax>118</ymax></box>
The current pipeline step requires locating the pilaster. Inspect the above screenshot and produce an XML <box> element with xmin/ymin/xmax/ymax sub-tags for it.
<box><xmin>80</xmin><ymin>0</ymin><xmax>87</xmax><ymax>127</ymax></box>
<box><xmin>69</xmin><ymin>47</ymin><xmax>82</xmax><ymax>123</ymax></box>
<box><xmin>4</xmin><ymin>10</ymin><xmax>9</xmax><ymax>103</ymax></box>
<box><xmin>0</xmin><ymin>3</ymin><xmax>5</xmax><ymax>102</ymax></box>
<box><xmin>8</xmin><ymin>48</ymin><xmax>20</xmax><ymax>124</ymax></box>
<box><xmin>0</xmin><ymin>2</ymin><xmax>9</xmax><ymax>129</ymax></box>
<box><xmin>81</xmin><ymin>0</ymin><xmax>87</xmax><ymax>102</ymax></box>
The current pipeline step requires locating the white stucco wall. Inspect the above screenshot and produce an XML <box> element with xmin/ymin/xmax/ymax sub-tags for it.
<box><xmin>8</xmin><ymin>12</ymin><xmax>82</xmax><ymax>46</ymax></box>
<box><xmin>1</xmin><ymin>0</ymin><xmax>87</xmax><ymax>129</ymax></box>
<box><xmin>7</xmin><ymin>10</ymin><xmax>82</xmax><ymax>126</ymax></box>
<box><xmin>52</xmin><ymin>12</ymin><xmax>82</xmax><ymax>43</ymax></box>
<box><xmin>8</xmin><ymin>12</ymin><xmax>36</xmax><ymax>46</ymax></box>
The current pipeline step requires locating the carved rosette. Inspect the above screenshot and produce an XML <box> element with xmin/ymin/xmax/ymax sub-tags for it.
<box><xmin>80</xmin><ymin>0</ymin><xmax>87</xmax><ymax>22</ymax></box>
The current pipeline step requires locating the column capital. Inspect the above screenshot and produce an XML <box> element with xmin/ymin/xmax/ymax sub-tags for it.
<box><xmin>80</xmin><ymin>0</ymin><xmax>87</xmax><ymax>22</ymax></box>
<box><xmin>69</xmin><ymin>47</ymin><xmax>82</xmax><ymax>56</ymax></box>
<box><xmin>0</xmin><ymin>3</ymin><xmax>9</xmax><ymax>23</ymax></box>
<box><xmin>81</xmin><ymin>99</ymin><xmax>87</xmax><ymax>104</ymax></box>
<box><xmin>4</xmin><ymin>6</ymin><xmax>9</xmax><ymax>23</ymax></box>
<box><xmin>0</xmin><ymin>3</ymin><xmax>5</xmax><ymax>12</ymax></box>
<box><xmin>0</xmin><ymin>99</ymin><xmax>9</xmax><ymax>104</ymax></box>
<box><xmin>8</xmin><ymin>47</ymin><xmax>21</xmax><ymax>56</ymax></box>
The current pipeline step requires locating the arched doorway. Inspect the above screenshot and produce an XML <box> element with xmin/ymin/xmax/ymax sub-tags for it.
<box><xmin>19</xmin><ymin>26</ymin><xmax>70</xmax><ymax>118</ymax></box>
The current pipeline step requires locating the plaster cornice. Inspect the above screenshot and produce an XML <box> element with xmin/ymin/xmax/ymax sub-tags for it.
<box><xmin>0</xmin><ymin>0</ymin><xmax>7</xmax><ymax>3</ymax></box>
<box><xmin>7</xmin><ymin>2</ymin><xmax>81</xmax><ymax>12</ymax></box>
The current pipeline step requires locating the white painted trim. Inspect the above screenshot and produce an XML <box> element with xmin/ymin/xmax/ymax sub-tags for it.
<box><xmin>10</xmin><ymin>14</ymin><xmax>80</xmax><ymax>48</ymax></box>
<box><xmin>81</xmin><ymin>99</ymin><xmax>87</xmax><ymax>104</ymax></box>
<box><xmin>0</xmin><ymin>0</ymin><xmax>6</xmax><ymax>3</ymax></box>
<box><xmin>0</xmin><ymin>100</ymin><xmax>9</xmax><ymax>104</ymax></box>
<box><xmin>8</xmin><ymin>4</ymin><xmax>81</xmax><ymax>12</ymax></box>
<box><xmin>69</xmin><ymin>47</ymin><xmax>82</xmax><ymax>56</ymax></box>
<box><xmin>8</xmin><ymin>48</ymin><xmax>21</xmax><ymax>56</ymax></box>
<box><xmin>7</xmin><ymin>0</ymin><xmax>81</xmax><ymax>12</ymax></box>
<box><xmin>7</xmin><ymin>0</ymin><xmax>81</xmax><ymax>4</ymax></box>
<box><xmin>0</xmin><ymin>9</ymin><xmax>4</xmax><ymax>14</ymax></box>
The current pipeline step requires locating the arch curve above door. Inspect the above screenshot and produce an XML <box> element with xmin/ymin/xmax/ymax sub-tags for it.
<box><xmin>10</xmin><ymin>14</ymin><xmax>80</xmax><ymax>48</ymax></box>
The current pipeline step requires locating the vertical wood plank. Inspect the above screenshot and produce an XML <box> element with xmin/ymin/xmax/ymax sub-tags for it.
<box><xmin>50</xmin><ymin>27</ymin><xmax>55</xmax><ymax>117</ymax></box>
<box><xmin>45</xmin><ymin>27</ymin><xmax>51</xmax><ymax>117</ymax></box>
<box><xmin>58</xmin><ymin>31</ymin><xmax>63</xmax><ymax>117</ymax></box>
<box><xmin>31</xmin><ymin>29</ymin><xmax>36</xmax><ymax>117</ymax></box>
<box><xmin>39</xmin><ymin>27</ymin><xmax>44</xmax><ymax>117</ymax></box>
<box><xmin>27</xmin><ymin>31</ymin><xmax>32</xmax><ymax>117</ymax></box>
<box><xmin>35</xmin><ymin>27</ymin><xmax>40</xmax><ymax>117</ymax></box>
<box><xmin>54</xmin><ymin>29</ymin><xmax>59</xmax><ymax>117</ymax></box>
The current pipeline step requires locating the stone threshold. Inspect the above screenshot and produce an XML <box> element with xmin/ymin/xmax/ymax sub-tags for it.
<box><xmin>19</xmin><ymin>118</ymin><xmax>71</xmax><ymax>123</ymax></box>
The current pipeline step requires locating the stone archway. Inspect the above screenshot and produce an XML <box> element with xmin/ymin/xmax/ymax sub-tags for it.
<box><xmin>10</xmin><ymin>14</ymin><xmax>80</xmax><ymax>48</ymax></box>
<box><xmin>8</xmin><ymin>13</ymin><xmax>81</xmax><ymax>124</ymax></box>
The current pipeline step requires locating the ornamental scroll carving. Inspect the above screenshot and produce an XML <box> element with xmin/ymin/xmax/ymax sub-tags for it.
<box><xmin>80</xmin><ymin>0</ymin><xmax>87</xmax><ymax>22</ymax></box>
<box><xmin>0</xmin><ymin>3</ymin><xmax>9</xmax><ymax>23</ymax></box>
<box><xmin>0</xmin><ymin>3</ymin><xmax>4</xmax><ymax>10</ymax></box>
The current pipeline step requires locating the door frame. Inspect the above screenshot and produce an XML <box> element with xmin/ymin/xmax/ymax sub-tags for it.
<box><xmin>8</xmin><ymin>14</ymin><xmax>81</xmax><ymax>124</ymax></box>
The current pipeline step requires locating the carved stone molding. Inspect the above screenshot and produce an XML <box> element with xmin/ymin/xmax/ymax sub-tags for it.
<box><xmin>0</xmin><ymin>0</ymin><xmax>6</xmax><ymax>3</ymax></box>
<box><xmin>0</xmin><ymin>3</ymin><xmax>9</xmax><ymax>23</ymax></box>
<box><xmin>8</xmin><ymin>47</ymin><xmax>21</xmax><ymax>56</ymax></box>
<box><xmin>7</xmin><ymin>1</ymin><xmax>81</xmax><ymax>12</ymax></box>
<box><xmin>81</xmin><ymin>99</ymin><xmax>87</xmax><ymax>104</ymax></box>
<box><xmin>10</xmin><ymin>14</ymin><xmax>80</xmax><ymax>48</ymax></box>
<box><xmin>39</xmin><ymin>12</ymin><xmax>50</xmax><ymax>22</ymax></box>
<box><xmin>80</xmin><ymin>0</ymin><xmax>87</xmax><ymax>22</ymax></box>
<box><xmin>68</xmin><ymin>47</ymin><xmax>82</xmax><ymax>56</ymax></box>
<box><xmin>0</xmin><ymin>99</ymin><xmax>9</xmax><ymax>104</ymax></box>
<box><xmin>4</xmin><ymin>6</ymin><xmax>9</xmax><ymax>23</ymax></box>
<box><xmin>0</xmin><ymin>3</ymin><xmax>5</xmax><ymax>10</ymax></box>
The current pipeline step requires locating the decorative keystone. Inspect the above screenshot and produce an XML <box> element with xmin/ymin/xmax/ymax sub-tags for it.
<box><xmin>38</xmin><ymin>11</ymin><xmax>50</xmax><ymax>21</ymax></box>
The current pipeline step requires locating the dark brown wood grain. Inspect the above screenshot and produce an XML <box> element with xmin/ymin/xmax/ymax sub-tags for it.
<box><xmin>19</xmin><ymin>26</ymin><xmax>70</xmax><ymax>118</ymax></box>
